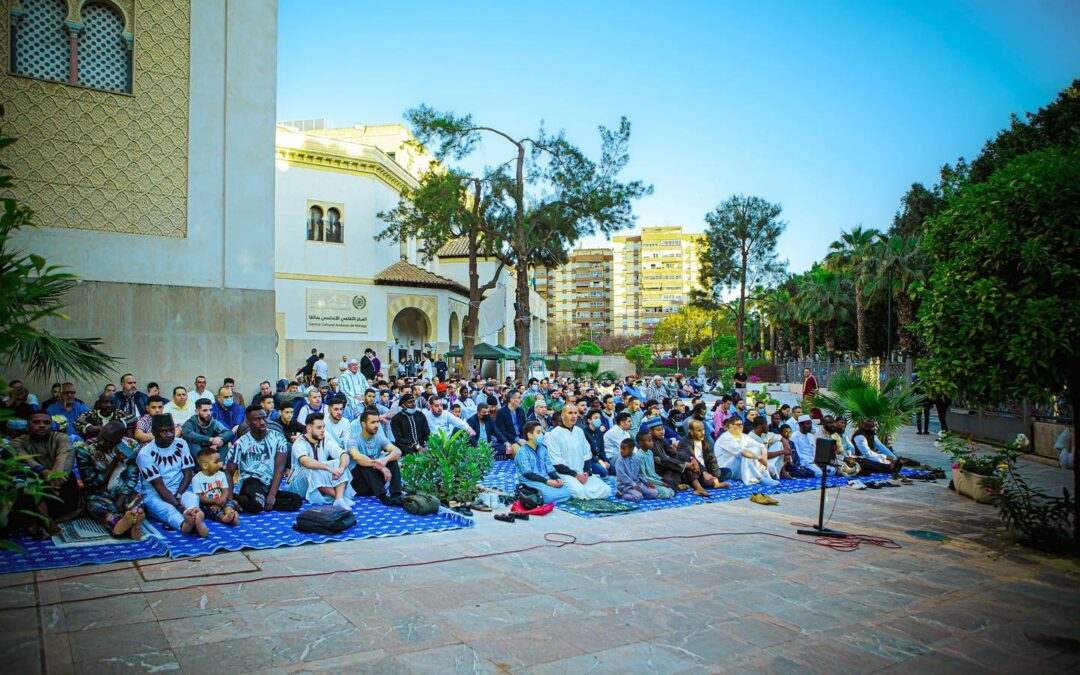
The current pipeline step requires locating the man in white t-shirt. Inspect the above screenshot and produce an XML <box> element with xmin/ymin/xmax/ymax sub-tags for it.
<box><xmin>138</xmin><ymin>414</ymin><xmax>205</xmax><ymax>535</ymax></box>
<box><xmin>287</xmin><ymin>412</ymin><xmax>355</xmax><ymax>509</ymax></box>
<box><xmin>314</xmin><ymin>352</ymin><xmax>329</xmax><ymax>383</ymax></box>
<box><xmin>323</xmin><ymin>397</ymin><xmax>352</xmax><ymax>450</ymax></box>
<box><xmin>604</xmin><ymin>412</ymin><xmax>632</xmax><ymax>464</ymax></box>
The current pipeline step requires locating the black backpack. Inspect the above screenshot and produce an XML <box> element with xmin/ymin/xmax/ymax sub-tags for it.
<box><xmin>293</xmin><ymin>505</ymin><xmax>356</xmax><ymax>534</ymax></box>
<box><xmin>514</xmin><ymin>483</ymin><xmax>545</xmax><ymax>510</ymax></box>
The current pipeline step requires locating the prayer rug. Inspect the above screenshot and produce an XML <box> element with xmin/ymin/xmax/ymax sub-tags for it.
<box><xmin>0</xmin><ymin>497</ymin><xmax>473</xmax><ymax>574</ymax></box>
<box><xmin>479</xmin><ymin>461</ymin><xmax>930</xmax><ymax>519</ymax></box>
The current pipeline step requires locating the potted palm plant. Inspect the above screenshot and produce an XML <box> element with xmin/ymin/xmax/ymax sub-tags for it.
<box><xmin>810</xmin><ymin>369</ymin><xmax>926</xmax><ymax>444</ymax></box>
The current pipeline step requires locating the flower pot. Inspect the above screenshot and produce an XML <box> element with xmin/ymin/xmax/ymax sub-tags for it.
<box><xmin>951</xmin><ymin>467</ymin><xmax>996</xmax><ymax>504</ymax></box>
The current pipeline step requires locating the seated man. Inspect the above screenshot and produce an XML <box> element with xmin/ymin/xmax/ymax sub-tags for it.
<box><xmin>164</xmin><ymin>386</ymin><xmax>196</xmax><ymax>427</ymax></box>
<box><xmin>8</xmin><ymin>410</ymin><xmax>84</xmax><ymax>536</ymax></box>
<box><xmin>226</xmin><ymin>406</ymin><xmax>302</xmax><ymax>513</ymax></box>
<box><xmin>713</xmin><ymin>416</ymin><xmax>780</xmax><ymax>486</ymax></box>
<box><xmin>544</xmin><ymin>406</ymin><xmax>612</xmax><ymax>500</ymax></box>
<box><xmin>493</xmin><ymin>391</ymin><xmax>527</xmax><ymax>458</ymax></box>
<box><xmin>791</xmin><ymin>414</ymin><xmax>836</xmax><ymax>478</ymax></box>
<box><xmin>211</xmin><ymin>386</ymin><xmax>245</xmax><ymax>433</ymax></box>
<box><xmin>603</xmin><ymin>412</ymin><xmax>633</xmax><ymax>468</ymax></box>
<box><xmin>137</xmin><ymin>414</ymin><xmax>206</xmax><ymax>536</ymax></box>
<box><xmin>182</xmin><ymin>398</ymin><xmax>235</xmax><ymax>459</ymax></box>
<box><xmin>676</xmin><ymin>419</ymin><xmax>732</xmax><ymax>490</ymax></box>
<box><xmin>288</xmin><ymin>412</ymin><xmax>355</xmax><ymax>509</ymax></box>
<box><xmin>389</xmin><ymin>394</ymin><xmax>429</xmax><ymax>454</ymax></box>
<box><xmin>74</xmin><ymin>421</ymin><xmax>143</xmax><ymax>538</ymax></box>
<box><xmin>346</xmin><ymin>409</ymin><xmax>404</xmax><ymax>507</ymax></box>
<box><xmin>134</xmin><ymin>395</ymin><xmax>173</xmax><ymax>446</ymax></box>
<box><xmin>850</xmin><ymin>418</ymin><xmax>900</xmax><ymax>474</ymax></box>
<box><xmin>424</xmin><ymin>397</ymin><xmax>474</xmax><ymax>438</ymax></box>
<box><xmin>46</xmin><ymin>382</ymin><xmax>90</xmax><ymax>436</ymax></box>
<box><xmin>822</xmin><ymin>416</ymin><xmax>859</xmax><ymax>477</ymax></box>
<box><xmin>581</xmin><ymin>409</ymin><xmax>611</xmax><ymax>477</ymax></box>
<box><xmin>73</xmin><ymin>392</ymin><xmax>127</xmax><ymax>439</ymax></box>
<box><xmin>749</xmin><ymin>416</ymin><xmax>792</xmax><ymax>478</ymax></box>
<box><xmin>466</xmin><ymin>403</ymin><xmax>499</xmax><ymax>448</ymax></box>
<box><xmin>322</xmin><ymin>396</ymin><xmax>352</xmax><ymax>450</ymax></box>
<box><xmin>514</xmin><ymin>421</ymin><xmax>573</xmax><ymax>504</ymax></box>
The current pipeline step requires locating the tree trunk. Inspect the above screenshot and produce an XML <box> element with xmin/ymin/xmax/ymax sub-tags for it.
<box><xmin>896</xmin><ymin>291</ymin><xmax>915</xmax><ymax>358</ymax></box>
<box><xmin>736</xmin><ymin>253</ymin><xmax>747</xmax><ymax>368</ymax></box>
<box><xmin>824</xmin><ymin>321</ymin><xmax>836</xmax><ymax>362</ymax></box>
<box><xmin>855</xmin><ymin>281</ymin><xmax>867</xmax><ymax>361</ymax></box>
<box><xmin>462</xmin><ymin>234</ymin><xmax>481</xmax><ymax>374</ymax></box>
<box><xmin>759</xmin><ymin>314</ymin><xmax>765</xmax><ymax>358</ymax></box>
<box><xmin>788</xmin><ymin>319</ymin><xmax>797</xmax><ymax>361</ymax></box>
<box><xmin>513</xmin><ymin>260</ymin><xmax>532</xmax><ymax>385</ymax></box>
<box><xmin>776</xmin><ymin>324</ymin><xmax>787</xmax><ymax>362</ymax></box>
<box><xmin>769</xmin><ymin>323</ymin><xmax>776</xmax><ymax>363</ymax></box>
<box><xmin>808</xmin><ymin>317</ymin><xmax>816</xmax><ymax>360</ymax></box>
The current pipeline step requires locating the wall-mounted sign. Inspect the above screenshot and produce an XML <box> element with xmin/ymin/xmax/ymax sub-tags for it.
<box><xmin>306</xmin><ymin>288</ymin><xmax>369</xmax><ymax>333</ymax></box>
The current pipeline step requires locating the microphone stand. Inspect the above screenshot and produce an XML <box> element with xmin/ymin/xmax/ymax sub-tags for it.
<box><xmin>797</xmin><ymin>462</ymin><xmax>848</xmax><ymax>538</ymax></box>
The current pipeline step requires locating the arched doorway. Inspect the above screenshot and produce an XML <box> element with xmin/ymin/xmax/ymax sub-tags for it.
<box><xmin>391</xmin><ymin>307</ymin><xmax>431</xmax><ymax>362</ymax></box>
<box><xmin>449</xmin><ymin>311</ymin><xmax>461</xmax><ymax>347</ymax></box>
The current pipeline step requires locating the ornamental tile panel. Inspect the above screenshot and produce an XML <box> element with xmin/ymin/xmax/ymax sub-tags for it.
<box><xmin>2</xmin><ymin>0</ymin><xmax>190</xmax><ymax>238</ymax></box>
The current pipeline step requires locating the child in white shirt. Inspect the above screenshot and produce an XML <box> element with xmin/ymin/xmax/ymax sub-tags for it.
<box><xmin>193</xmin><ymin>447</ymin><xmax>239</xmax><ymax>526</ymax></box>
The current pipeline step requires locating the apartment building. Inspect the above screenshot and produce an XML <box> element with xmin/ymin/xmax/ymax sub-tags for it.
<box><xmin>613</xmin><ymin>226</ymin><xmax>706</xmax><ymax>335</ymax></box>
<box><xmin>535</xmin><ymin>249</ymin><xmax>612</xmax><ymax>337</ymax></box>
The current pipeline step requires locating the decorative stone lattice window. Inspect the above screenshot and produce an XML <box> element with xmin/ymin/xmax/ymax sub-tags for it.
<box><xmin>9</xmin><ymin>0</ymin><xmax>133</xmax><ymax>94</ymax></box>
<box><xmin>306</xmin><ymin>200</ymin><xmax>345</xmax><ymax>244</ymax></box>
<box><xmin>10</xmin><ymin>0</ymin><xmax>69</xmax><ymax>83</ymax></box>
<box><xmin>76</xmin><ymin>2</ymin><xmax>129</xmax><ymax>92</ymax></box>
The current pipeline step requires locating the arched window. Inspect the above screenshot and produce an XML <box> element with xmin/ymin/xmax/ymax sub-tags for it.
<box><xmin>77</xmin><ymin>2</ymin><xmax>130</xmax><ymax>93</ymax></box>
<box><xmin>325</xmin><ymin>207</ymin><xmax>343</xmax><ymax>243</ymax></box>
<box><xmin>11</xmin><ymin>0</ymin><xmax>70</xmax><ymax>84</ymax></box>
<box><xmin>306</xmin><ymin>205</ymin><xmax>324</xmax><ymax>241</ymax></box>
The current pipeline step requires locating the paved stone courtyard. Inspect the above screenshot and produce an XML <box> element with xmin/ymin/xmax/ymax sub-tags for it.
<box><xmin>0</xmin><ymin>427</ymin><xmax>1076</xmax><ymax>674</ymax></box>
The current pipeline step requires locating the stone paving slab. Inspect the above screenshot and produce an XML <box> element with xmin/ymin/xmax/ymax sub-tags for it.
<box><xmin>0</xmin><ymin>426</ymin><xmax>1077</xmax><ymax>673</ymax></box>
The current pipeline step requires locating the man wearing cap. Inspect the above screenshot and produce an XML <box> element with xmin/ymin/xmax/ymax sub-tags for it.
<box><xmin>138</xmin><ymin>414</ymin><xmax>206</xmax><ymax>536</ymax></box>
<box><xmin>9</xmin><ymin>410</ymin><xmax>84</xmax><ymax>535</ymax></box>
<box><xmin>713</xmin><ymin>416</ymin><xmax>780</xmax><ymax>485</ymax></box>
<box><xmin>792</xmin><ymin>414</ymin><xmax>835</xmax><ymax>477</ymax></box>
<box><xmin>339</xmin><ymin>358</ymin><xmax>369</xmax><ymax>416</ymax></box>
<box><xmin>389</xmin><ymin>393</ymin><xmax>429</xmax><ymax>454</ymax></box>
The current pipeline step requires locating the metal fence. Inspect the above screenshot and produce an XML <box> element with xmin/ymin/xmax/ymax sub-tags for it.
<box><xmin>783</xmin><ymin>360</ymin><xmax>912</xmax><ymax>388</ymax></box>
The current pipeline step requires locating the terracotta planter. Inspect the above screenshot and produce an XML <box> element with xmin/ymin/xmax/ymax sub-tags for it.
<box><xmin>951</xmin><ymin>467</ymin><xmax>996</xmax><ymax>504</ymax></box>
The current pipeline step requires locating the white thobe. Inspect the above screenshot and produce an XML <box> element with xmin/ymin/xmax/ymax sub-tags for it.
<box><xmin>545</xmin><ymin>426</ymin><xmax>611</xmax><ymax>499</ymax></box>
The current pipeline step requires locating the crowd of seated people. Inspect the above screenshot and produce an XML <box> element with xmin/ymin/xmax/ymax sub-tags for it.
<box><xmin>0</xmin><ymin>363</ymin><xmax>906</xmax><ymax>540</ymax></box>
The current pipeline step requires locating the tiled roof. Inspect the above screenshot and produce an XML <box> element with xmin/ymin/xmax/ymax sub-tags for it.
<box><xmin>374</xmin><ymin>259</ymin><xmax>469</xmax><ymax>296</ymax></box>
<box><xmin>436</xmin><ymin>237</ymin><xmax>471</xmax><ymax>257</ymax></box>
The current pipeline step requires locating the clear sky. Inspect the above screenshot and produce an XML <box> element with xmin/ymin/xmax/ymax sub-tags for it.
<box><xmin>277</xmin><ymin>0</ymin><xmax>1079</xmax><ymax>273</ymax></box>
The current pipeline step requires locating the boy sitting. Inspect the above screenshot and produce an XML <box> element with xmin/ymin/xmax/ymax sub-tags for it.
<box><xmin>633</xmin><ymin>431</ymin><xmax>675</xmax><ymax>499</ymax></box>
<box><xmin>193</xmin><ymin>447</ymin><xmax>239</xmax><ymax>526</ymax></box>
<box><xmin>613</xmin><ymin>438</ymin><xmax>662</xmax><ymax>503</ymax></box>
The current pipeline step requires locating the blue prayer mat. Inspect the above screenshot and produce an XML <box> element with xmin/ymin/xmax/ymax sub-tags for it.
<box><xmin>0</xmin><ymin>498</ymin><xmax>473</xmax><ymax>574</ymax></box>
<box><xmin>481</xmin><ymin>460</ymin><xmax>927</xmax><ymax>518</ymax></box>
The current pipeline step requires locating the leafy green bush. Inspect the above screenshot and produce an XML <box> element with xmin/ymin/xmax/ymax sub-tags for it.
<box><xmin>692</xmin><ymin>335</ymin><xmax>737</xmax><ymax>367</ymax></box>
<box><xmin>546</xmin><ymin>359</ymin><xmax>599</xmax><ymax>377</ymax></box>
<box><xmin>400</xmin><ymin>430</ymin><xmax>494</xmax><ymax>505</ymax></box>
<box><xmin>625</xmin><ymin>345</ymin><xmax>653</xmax><ymax>372</ymax></box>
<box><xmin>810</xmin><ymin>370</ymin><xmax>926</xmax><ymax>441</ymax></box>
<box><xmin>597</xmin><ymin>370</ymin><xmax>621</xmax><ymax>381</ymax></box>
<box><xmin>568</xmin><ymin>341</ymin><xmax>603</xmax><ymax>355</ymax></box>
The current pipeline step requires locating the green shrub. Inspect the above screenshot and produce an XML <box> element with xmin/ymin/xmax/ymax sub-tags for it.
<box><xmin>400</xmin><ymin>430</ymin><xmax>494</xmax><ymax>505</ymax></box>
<box><xmin>545</xmin><ymin>359</ymin><xmax>599</xmax><ymax>377</ymax></box>
<box><xmin>597</xmin><ymin>370</ymin><xmax>621</xmax><ymax>381</ymax></box>
<box><xmin>625</xmin><ymin>345</ymin><xmax>654</xmax><ymax>372</ymax></box>
<box><xmin>692</xmin><ymin>336</ymin><xmax>737</xmax><ymax>367</ymax></box>
<box><xmin>568</xmin><ymin>341</ymin><xmax>603</xmax><ymax>355</ymax></box>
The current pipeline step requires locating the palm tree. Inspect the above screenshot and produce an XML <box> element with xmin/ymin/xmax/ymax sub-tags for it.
<box><xmin>763</xmin><ymin>286</ymin><xmax>792</xmax><ymax>362</ymax></box>
<box><xmin>873</xmin><ymin>233</ymin><xmax>926</xmax><ymax>359</ymax></box>
<box><xmin>826</xmin><ymin>226</ymin><xmax>881</xmax><ymax>361</ymax></box>
<box><xmin>793</xmin><ymin>272</ymin><xmax>817</xmax><ymax>360</ymax></box>
<box><xmin>800</xmin><ymin>264</ymin><xmax>852</xmax><ymax>362</ymax></box>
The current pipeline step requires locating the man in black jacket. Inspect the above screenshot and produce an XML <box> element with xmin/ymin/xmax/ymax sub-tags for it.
<box><xmin>360</xmin><ymin>348</ymin><xmax>377</xmax><ymax>380</ymax></box>
<box><xmin>389</xmin><ymin>394</ymin><xmax>429</xmax><ymax>454</ymax></box>
<box><xmin>466</xmin><ymin>403</ymin><xmax>499</xmax><ymax>449</ymax></box>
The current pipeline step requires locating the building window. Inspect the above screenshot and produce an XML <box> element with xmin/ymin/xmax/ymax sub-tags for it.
<box><xmin>306</xmin><ymin>205</ymin><xmax>324</xmax><ymax>241</ymax></box>
<box><xmin>325</xmin><ymin>207</ymin><xmax>343</xmax><ymax>243</ymax></box>
<box><xmin>77</xmin><ymin>2</ymin><xmax>130</xmax><ymax>93</ymax></box>
<box><xmin>11</xmin><ymin>0</ymin><xmax>69</xmax><ymax>84</ymax></box>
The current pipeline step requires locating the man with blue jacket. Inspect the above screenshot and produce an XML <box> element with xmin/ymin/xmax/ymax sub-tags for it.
<box><xmin>493</xmin><ymin>390</ymin><xmax>527</xmax><ymax>458</ymax></box>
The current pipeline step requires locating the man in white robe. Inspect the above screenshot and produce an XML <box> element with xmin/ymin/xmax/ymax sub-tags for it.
<box><xmin>713</xmin><ymin>416</ymin><xmax>779</xmax><ymax>485</ymax></box>
<box><xmin>338</xmin><ymin>359</ymin><xmax>369</xmax><ymax>417</ymax></box>
<box><xmin>544</xmin><ymin>406</ymin><xmax>611</xmax><ymax>500</ymax></box>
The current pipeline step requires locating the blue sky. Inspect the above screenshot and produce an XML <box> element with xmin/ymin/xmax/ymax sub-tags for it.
<box><xmin>277</xmin><ymin>0</ymin><xmax>1079</xmax><ymax>273</ymax></box>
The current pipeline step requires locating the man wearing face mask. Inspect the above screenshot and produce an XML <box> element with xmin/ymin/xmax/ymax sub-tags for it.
<box><xmin>211</xmin><ymin>386</ymin><xmax>244</xmax><ymax>432</ymax></box>
<box><xmin>389</xmin><ymin>394</ymin><xmax>429</xmax><ymax>454</ymax></box>
<box><xmin>466</xmin><ymin>402</ymin><xmax>499</xmax><ymax>448</ymax></box>
<box><xmin>581</xmin><ymin>408</ymin><xmax>611</xmax><ymax>477</ymax></box>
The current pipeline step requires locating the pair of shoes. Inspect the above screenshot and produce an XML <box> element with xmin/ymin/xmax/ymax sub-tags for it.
<box><xmin>749</xmin><ymin>493</ymin><xmax>778</xmax><ymax>506</ymax></box>
<box><xmin>864</xmin><ymin>481</ymin><xmax>882</xmax><ymax>489</ymax></box>
<box><xmin>451</xmin><ymin>504</ymin><xmax>473</xmax><ymax>517</ymax></box>
<box><xmin>469</xmin><ymin>502</ymin><xmax>492</xmax><ymax>512</ymax></box>
<box><xmin>848</xmin><ymin>480</ymin><xmax>867</xmax><ymax>490</ymax></box>
<box><xmin>494</xmin><ymin>512</ymin><xmax>530</xmax><ymax>522</ymax></box>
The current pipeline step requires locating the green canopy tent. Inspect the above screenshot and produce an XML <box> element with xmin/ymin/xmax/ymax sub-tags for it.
<box><xmin>444</xmin><ymin>342</ymin><xmax>519</xmax><ymax>380</ymax></box>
